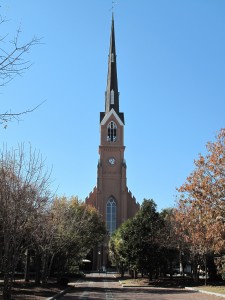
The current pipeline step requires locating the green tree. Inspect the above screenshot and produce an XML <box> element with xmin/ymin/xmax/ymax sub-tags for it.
<box><xmin>109</xmin><ymin>199</ymin><xmax>166</xmax><ymax>281</ymax></box>
<box><xmin>118</xmin><ymin>218</ymin><xmax>140</xmax><ymax>277</ymax></box>
<box><xmin>109</xmin><ymin>226</ymin><xmax>126</xmax><ymax>276</ymax></box>
<box><xmin>160</xmin><ymin>208</ymin><xmax>180</xmax><ymax>278</ymax></box>
<box><xmin>134</xmin><ymin>199</ymin><xmax>165</xmax><ymax>280</ymax></box>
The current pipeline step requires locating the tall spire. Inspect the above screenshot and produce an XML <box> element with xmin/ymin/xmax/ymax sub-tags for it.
<box><xmin>105</xmin><ymin>14</ymin><xmax>119</xmax><ymax>112</ymax></box>
<box><xmin>99</xmin><ymin>14</ymin><xmax>124</xmax><ymax>124</ymax></box>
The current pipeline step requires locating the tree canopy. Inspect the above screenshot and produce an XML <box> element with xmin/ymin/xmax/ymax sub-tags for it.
<box><xmin>109</xmin><ymin>199</ymin><xmax>178</xmax><ymax>280</ymax></box>
<box><xmin>175</xmin><ymin>128</ymin><xmax>225</xmax><ymax>281</ymax></box>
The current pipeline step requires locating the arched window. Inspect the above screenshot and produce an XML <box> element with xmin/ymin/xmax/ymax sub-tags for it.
<box><xmin>106</xmin><ymin>198</ymin><xmax>117</xmax><ymax>235</ymax></box>
<box><xmin>107</xmin><ymin>121</ymin><xmax>117</xmax><ymax>142</ymax></box>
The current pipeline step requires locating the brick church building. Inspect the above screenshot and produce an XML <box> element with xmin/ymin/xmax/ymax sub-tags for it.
<box><xmin>85</xmin><ymin>15</ymin><xmax>140</xmax><ymax>269</ymax></box>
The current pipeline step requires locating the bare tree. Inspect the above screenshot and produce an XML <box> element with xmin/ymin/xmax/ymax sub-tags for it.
<box><xmin>0</xmin><ymin>15</ymin><xmax>42</xmax><ymax>127</ymax></box>
<box><xmin>0</xmin><ymin>144</ymin><xmax>52</xmax><ymax>300</ymax></box>
<box><xmin>31</xmin><ymin>196</ymin><xmax>106</xmax><ymax>286</ymax></box>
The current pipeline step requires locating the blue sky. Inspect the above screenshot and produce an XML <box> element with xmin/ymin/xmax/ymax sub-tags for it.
<box><xmin>1</xmin><ymin>0</ymin><xmax>225</xmax><ymax>211</ymax></box>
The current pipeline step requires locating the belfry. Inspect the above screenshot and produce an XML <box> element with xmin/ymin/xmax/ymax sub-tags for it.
<box><xmin>85</xmin><ymin>15</ymin><xmax>139</xmax><ymax>269</ymax></box>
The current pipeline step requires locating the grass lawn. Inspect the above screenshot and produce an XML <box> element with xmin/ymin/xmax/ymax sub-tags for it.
<box><xmin>119</xmin><ymin>276</ymin><xmax>225</xmax><ymax>295</ymax></box>
<box><xmin>0</xmin><ymin>279</ymin><xmax>72</xmax><ymax>299</ymax></box>
<box><xmin>119</xmin><ymin>277</ymin><xmax>190</xmax><ymax>288</ymax></box>
<box><xmin>120</xmin><ymin>278</ymin><xmax>149</xmax><ymax>286</ymax></box>
<box><xmin>194</xmin><ymin>285</ymin><xmax>225</xmax><ymax>295</ymax></box>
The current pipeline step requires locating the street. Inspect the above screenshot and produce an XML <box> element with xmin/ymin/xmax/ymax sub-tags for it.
<box><xmin>61</xmin><ymin>273</ymin><xmax>224</xmax><ymax>300</ymax></box>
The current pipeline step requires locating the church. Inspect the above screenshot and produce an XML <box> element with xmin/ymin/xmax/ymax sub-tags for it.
<box><xmin>85</xmin><ymin>15</ymin><xmax>140</xmax><ymax>269</ymax></box>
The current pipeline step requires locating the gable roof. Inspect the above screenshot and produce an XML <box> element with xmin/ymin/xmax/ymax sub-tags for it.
<box><xmin>100</xmin><ymin>108</ymin><xmax>124</xmax><ymax>126</ymax></box>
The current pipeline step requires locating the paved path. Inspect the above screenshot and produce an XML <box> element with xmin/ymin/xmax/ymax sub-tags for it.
<box><xmin>61</xmin><ymin>273</ymin><xmax>224</xmax><ymax>300</ymax></box>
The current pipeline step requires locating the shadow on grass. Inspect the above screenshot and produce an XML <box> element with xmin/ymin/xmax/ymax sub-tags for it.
<box><xmin>0</xmin><ymin>280</ymin><xmax>68</xmax><ymax>300</ymax></box>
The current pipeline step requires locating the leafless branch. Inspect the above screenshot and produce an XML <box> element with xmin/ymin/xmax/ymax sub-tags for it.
<box><xmin>0</xmin><ymin>100</ymin><xmax>46</xmax><ymax>128</ymax></box>
<box><xmin>0</xmin><ymin>24</ymin><xmax>42</xmax><ymax>86</ymax></box>
<box><xmin>0</xmin><ymin>16</ymin><xmax>43</xmax><ymax>128</ymax></box>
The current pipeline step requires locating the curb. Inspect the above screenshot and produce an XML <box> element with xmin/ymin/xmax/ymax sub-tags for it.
<box><xmin>119</xmin><ymin>281</ymin><xmax>172</xmax><ymax>288</ymax></box>
<box><xmin>185</xmin><ymin>287</ymin><xmax>225</xmax><ymax>298</ymax></box>
<box><xmin>47</xmin><ymin>286</ymin><xmax>74</xmax><ymax>300</ymax></box>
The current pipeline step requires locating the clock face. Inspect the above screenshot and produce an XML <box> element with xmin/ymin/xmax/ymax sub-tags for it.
<box><xmin>108</xmin><ymin>157</ymin><xmax>116</xmax><ymax>165</ymax></box>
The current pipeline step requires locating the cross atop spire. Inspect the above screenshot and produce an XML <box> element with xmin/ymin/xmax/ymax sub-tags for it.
<box><xmin>111</xmin><ymin>1</ymin><xmax>117</xmax><ymax>14</ymax></box>
<box><xmin>100</xmin><ymin>14</ymin><xmax>124</xmax><ymax>124</ymax></box>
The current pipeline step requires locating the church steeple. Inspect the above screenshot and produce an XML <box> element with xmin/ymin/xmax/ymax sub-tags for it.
<box><xmin>100</xmin><ymin>14</ymin><xmax>124</xmax><ymax>124</ymax></box>
<box><xmin>85</xmin><ymin>12</ymin><xmax>140</xmax><ymax>270</ymax></box>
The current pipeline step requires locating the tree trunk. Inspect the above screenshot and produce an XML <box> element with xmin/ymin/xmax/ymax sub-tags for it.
<box><xmin>204</xmin><ymin>255</ymin><xmax>207</xmax><ymax>286</ymax></box>
<box><xmin>35</xmin><ymin>253</ymin><xmax>41</xmax><ymax>285</ymax></box>
<box><xmin>46</xmin><ymin>253</ymin><xmax>55</xmax><ymax>283</ymax></box>
<box><xmin>192</xmin><ymin>261</ymin><xmax>199</xmax><ymax>282</ymax></box>
<box><xmin>169</xmin><ymin>261</ymin><xmax>173</xmax><ymax>280</ymax></box>
<box><xmin>56</xmin><ymin>255</ymin><xmax>67</xmax><ymax>283</ymax></box>
<box><xmin>41</xmin><ymin>252</ymin><xmax>50</xmax><ymax>286</ymax></box>
<box><xmin>3</xmin><ymin>273</ymin><xmax>12</xmax><ymax>300</ymax></box>
<box><xmin>120</xmin><ymin>262</ymin><xmax>124</xmax><ymax>277</ymax></box>
<box><xmin>148</xmin><ymin>271</ymin><xmax>153</xmax><ymax>283</ymax></box>
<box><xmin>179</xmin><ymin>250</ymin><xmax>184</xmax><ymax>276</ymax></box>
<box><xmin>24</xmin><ymin>249</ymin><xmax>30</xmax><ymax>282</ymax></box>
<box><xmin>2</xmin><ymin>253</ymin><xmax>13</xmax><ymax>300</ymax></box>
